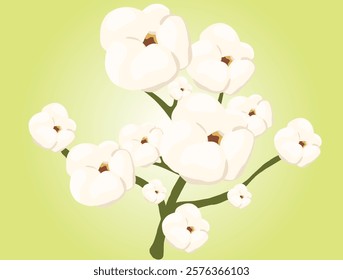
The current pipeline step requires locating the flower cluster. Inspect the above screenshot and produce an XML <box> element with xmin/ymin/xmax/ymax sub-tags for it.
<box><xmin>29</xmin><ymin>4</ymin><xmax>322</xmax><ymax>259</ymax></box>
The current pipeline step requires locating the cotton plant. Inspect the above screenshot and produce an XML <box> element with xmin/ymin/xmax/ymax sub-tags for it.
<box><xmin>28</xmin><ymin>4</ymin><xmax>322</xmax><ymax>259</ymax></box>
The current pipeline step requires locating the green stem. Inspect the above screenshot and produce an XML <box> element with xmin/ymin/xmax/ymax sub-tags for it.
<box><xmin>135</xmin><ymin>176</ymin><xmax>148</xmax><ymax>188</ymax></box>
<box><xmin>166</xmin><ymin>176</ymin><xmax>187</xmax><ymax>208</ymax></box>
<box><xmin>149</xmin><ymin>219</ymin><xmax>165</xmax><ymax>260</ymax></box>
<box><xmin>154</xmin><ymin>157</ymin><xmax>179</xmax><ymax>175</ymax></box>
<box><xmin>149</xmin><ymin>176</ymin><xmax>186</xmax><ymax>259</ymax></box>
<box><xmin>176</xmin><ymin>155</ymin><xmax>281</xmax><ymax>209</ymax></box>
<box><xmin>61</xmin><ymin>148</ymin><xmax>69</xmax><ymax>158</ymax></box>
<box><xmin>218</xmin><ymin>92</ymin><xmax>224</xmax><ymax>104</ymax></box>
<box><xmin>145</xmin><ymin>91</ymin><xmax>177</xmax><ymax>118</ymax></box>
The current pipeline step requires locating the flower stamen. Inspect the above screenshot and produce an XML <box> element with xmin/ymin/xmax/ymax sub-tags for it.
<box><xmin>221</xmin><ymin>56</ymin><xmax>233</xmax><ymax>66</ymax></box>
<box><xmin>248</xmin><ymin>109</ymin><xmax>256</xmax><ymax>116</ymax></box>
<box><xmin>143</xmin><ymin>33</ymin><xmax>158</xmax><ymax>47</ymax></box>
<box><xmin>299</xmin><ymin>141</ymin><xmax>307</xmax><ymax>148</ymax></box>
<box><xmin>53</xmin><ymin>125</ymin><xmax>61</xmax><ymax>133</ymax></box>
<box><xmin>187</xmin><ymin>226</ymin><xmax>195</xmax><ymax>233</ymax></box>
<box><xmin>98</xmin><ymin>162</ymin><xmax>110</xmax><ymax>173</ymax></box>
<box><xmin>207</xmin><ymin>131</ymin><xmax>223</xmax><ymax>145</ymax></box>
<box><xmin>141</xmin><ymin>137</ymin><xmax>149</xmax><ymax>144</ymax></box>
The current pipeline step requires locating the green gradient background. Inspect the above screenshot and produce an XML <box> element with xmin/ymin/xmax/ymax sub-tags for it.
<box><xmin>1</xmin><ymin>0</ymin><xmax>342</xmax><ymax>259</ymax></box>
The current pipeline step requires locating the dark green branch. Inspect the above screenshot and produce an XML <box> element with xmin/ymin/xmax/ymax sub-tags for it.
<box><xmin>154</xmin><ymin>157</ymin><xmax>179</xmax><ymax>175</ymax></box>
<box><xmin>218</xmin><ymin>92</ymin><xmax>224</xmax><ymax>104</ymax></box>
<box><xmin>149</xmin><ymin>219</ymin><xmax>165</xmax><ymax>260</ymax></box>
<box><xmin>166</xmin><ymin>176</ymin><xmax>186</xmax><ymax>208</ymax></box>
<box><xmin>61</xmin><ymin>148</ymin><xmax>69</xmax><ymax>158</ymax></box>
<box><xmin>135</xmin><ymin>176</ymin><xmax>148</xmax><ymax>188</ymax></box>
<box><xmin>176</xmin><ymin>155</ymin><xmax>281</xmax><ymax>209</ymax></box>
<box><xmin>145</xmin><ymin>91</ymin><xmax>177</xmax><ymax>118</ymax></box>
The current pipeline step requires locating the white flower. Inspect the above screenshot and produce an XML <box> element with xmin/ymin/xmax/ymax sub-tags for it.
<box><xmin>187</xmin><ymin>23</ymin><xmax>254</xmax><ymax>95</ymax></box>
<box><xmin>162</xmin><ymin>204</ymin><xmax>209</xmax><ymax>253</ymax></box>
<box><xmin>160</xmin><ymin>93</ymin><xmax>254</xmax><ymax>184</ymax></box>
<box><xmin>227</xmin><ymin>184</ymin><xmax>252</xmax><ymax>208</ymax></box>
<box><xmin>101</xmin><ymin>4</ymin><xmax>191</xmax><ymax>91</ymax></box>
<box><xmin>66</xmin><ymin>141</ymin><xmax>135</xmax><ymax>206</ymax></box>
<box><xmin>274</xmin><ymin>118</ymin><xmax>321</xmax><ymax>167</ymax></box>
<box><xmin>119</xmin><ymin>123</ymin><xmax>163</xmax><ymax>167</ymax></box>
<box><xmin>29</xmin><ymin>103</ymin><xmax>76</xmax><ymax>152</ymax></box>
<box><xmin>142</xmin><ymin>179</ymin><xmax>167</xmax><ymax>204</ymax></box>
<box><xmin>227</xmin><ymin>94</ymin><xmax>272</xmax><ymax>136</ymax></box>
<box><xmin>167</xmin><ymin>76</ymin><xmax>192</xmax><ymax>100</ymax></box>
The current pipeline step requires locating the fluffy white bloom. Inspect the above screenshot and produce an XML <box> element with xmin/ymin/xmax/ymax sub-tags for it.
<box><xmin>29</xmin><ymin>103</ymin><xmax>76</xmax><ymax>152</ymax></box>
<box><xmin>274</xmin><ymin>118</ymin><xmax>321</xmax><ymax>167</ymax></box>
<box><xmin>142</xmin><ymin>179</ymin><xmax>167</xmax><ymax>204</ymax></box>
<box><xmin>66</xmin><ymin>141</ymin><xmax>135</xmax><ymax>206</ymax></box>
<box><xmin>187</xmin><ymin>23</ymin><xmax>254</xmax><ymax>95</ymax></box>
<box><xmin>167</xmin><ymin>76</ymin><xmax>192</xmax><ymax>100</ymax></box>
<box><xmin>160</xmin><ymin>93</ymin><xmax>254</xmax><ymax>184</ymax></box>
<box><xmin>162</xmin><ymin>204</ymin><xmax>209</xmax><ymax>253</ymax></box>
<box><xmin>227</xmin><ymin>94</ymin><xmax>272</xmax><ymax>136</ymax></box>
<box><xmin>227</xmin><ymin>184</ymin><xmax>252</xmax><ymax>208</ymax></box>
<box><xmin>119</xmin><ymin>123</ymin><xmax>163</xmax><ymax>167</ymax></box>
<box><xmin>101</xmin><ymin>4</ymin><xmax>191</xmax><ymax>91</ymax></box>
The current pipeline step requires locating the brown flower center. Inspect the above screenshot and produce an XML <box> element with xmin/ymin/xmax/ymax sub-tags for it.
<box><xmin>143</xmin><ymin>33</ymin><xmax>158</xmax><ymax>47</ymax></box>
<box><xmin>248</xmin><ymin>109</ymin><xmax>256</xmax><ymax>116</ymax></box>
<box><xmin>221</xmin><ymin>56</ymin><xmax>233</xmax><ymax>66</ymax></box>
<box><xmin>299</xmin><ymin>141</ymin><xmax>307</xmax><ymax>148</ymax></box>
<box><xmin>240</xmin><ymin>195</ymin><xmax>244</xmax><ymax>199</ymax></box>
<box><xmin>207</xmin><ymin>131</ymin><xmax>223</xmax><ymax>145</ymax></box>
<box><xmin>53</xmin><ymin>126</ymin><xmax>61</xmax><ymax>133</ymax></box>
<box><xmin>180</xmin><ymin>88</ymin><xmax>185</xmax><ymax>91</ymax></box>
<box><xmin>187</xmin><ymin>226</ymin><xmax>195</xmax><ymax>233</ymax></box>
<box><xmin>141</xmin><ymin>137</ymin><xmax>149</xmax><ymax>144</ymax></box>
<box><xmin>154</xmin><ymin>190</ymin><xmax>159</xmax><ymax>194</ymax></box>
<box><xmin>98</xmin><ymin>162</ymin><xmax>110</xmax><ymax>173</ymax></box>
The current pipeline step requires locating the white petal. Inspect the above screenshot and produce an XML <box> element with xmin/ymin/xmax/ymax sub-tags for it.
<box><xmin>100</xmin><ymin>7</ymin><xmax>143</xmax><ymax>50</ymax></box>
<box><xmin>288</xmin><ymin>118</ymin><xmax>314</xmax><ymax>136</ymax></box>
<box><xmin>189</xmin><ymin>58</ymin><xmax>230</xmax><ymax>92</ymax></box>
<box><xmin>247</xmin><ymin>115</ymin><xmax>267</xmax><ymax>136</ymax></box>
<box><xmin>142</xmin><ymin>4</ymin><xmax>170</xmax><ymax>31</ymax></box>
<box><xmin>157</xmin><ymin>15</ymin><xmax>191</xmax><ymax>68</ymax></box>
<box><xmin>119</xmin><ymin>124</ymin><xmax>140</xmax><ymax>144</ymax></box>
<box><xmin>148</xmin><ymin>127</ymin><xmax>163</xmax><ymax>147</ymax></box>
<box><xmin>222</xmin><ymin>129</ymin><xmax>254</xmax><ymax>180</ymax></box>
<box><xmin>172</xmin><ymin>93</ymin><xmax>226</xmax><ymax>134</ymax></box>
<box><xmin>160</xmin><ymin>120</ymin><xmax>207</xmax><ymax>167</ymax></box>
<box><xmin>224</xmin><ymin>59</ymin><xmax>255</xmax><ymax>95</ymax></box>
<box><xmin>142</xmin><ymin>186</ymin><xmax>158</xmax><ymax>203</ymax></box>
<box><xmin>176</xmin><ymin>203</ymin><xmax>202</xmax><ymax>220</ymax></box>
<box><xmin>297</xmin><ymin>145</ymin><xmax>320</xmax><ymax>167</ymax></box>
<box><xmin>70</xmin><ymin>167</ymin><xmax>125</xmax><ymax>206</ymax></box>
<box><xmin>309</xmin><ymin>133</ymin><xmax>322</xmax><ymax>147</ymax></box>
<box><xmin>179</xmin><ymin>142</ymin><xmax>227</xmax><ymax>184</ymax></box>
<box><xmin>200</xmin><ymin>23</ymin><xmax>240</xmax><ymax>46</ymax></box>
<box><xmin>57</xmin><ymin>117</ymin><xmax>76</xmax><ymax>131</ymax></box>
<box><xmin>133</xmin><ymin>144</ymin><xmax>159</xmax><ymax>167</ymax></box>
<box><xmin>155</xmin><ymin>192</ymin><xmax>166</xmax><ymax>204</ymax></box>
<box><xmin>98</xmin><ymin>141</ymin><xmax>120</xmax><ymax>161</ymax></box>
<box><xmin>66</xmin><ymin>143</ymin><xmax>99</xmax><ymax>175</ymax></box>
<box><xmin>109</xmin><ymin>149</ymin><xmax>135</xmax><ymax>190</ymax></box>
<box><xmin>30</xmin><ymin>125</ymin><xmax>56</xmax><ymax>150</ymax></box>
<box><xmin>185</xmin><ymin>230</ymin><xmax>208</xmax><ymax>253</ymax></box>
<box><xmin>165</xmin><ymin>228</ymin><xmax>191</xmax><ymax>250</ymax></box>
<box><xmin>239</xmin><ymin>42</ymin><xmax>254</xmax><ymax>60</ymax></box>
<box><xmin>276</xmin><ymin>141</ymin><xmax>303</xmax><ymax>164</ymax></box>
<box><xmin>162</xmin><ymin>212</ymin><xmax>187</xmax><ymax>232</ymax></box>
<box><xmin>51</xmin><ymin>130</ymin><xmax>75</xmax><ymax>152</ymax></box>
<box><xmin>42</xmin><ymin>103</ymin><xmax>68</xmax><ymax>119</ymax></box>
<box><xmin>29</xmin><ymin>112</ymin><xmax>54</xmax><ymax>129</ymax></box>
<box><xmin>256</xmin><ymin>100</ymin><xmax>272</xmax><ymax>128</ymax></box>
<box><xmin>274</xmin><ymin>127</ymin><xmax>299</xmax><ymax>147</ymax></box>
<box><xmin>227</xmin><ymin>96</ymin><xmax>249</xmax><ymax>111</ymax></box>
<box><xmin>187</xmin><ymin>40</ymin><xmax>229</xmax><ymax>92</ymax></box>
<box><xmin>239</xmin><ymin>197</ymin><xmax>251</xmax><ymax>208</ymax></box>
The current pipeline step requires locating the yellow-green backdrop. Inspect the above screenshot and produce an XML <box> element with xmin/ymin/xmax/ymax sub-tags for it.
<box><xmin>1</xmin><ymin>0</ymin><xmax>341</xmax><ymax>259</ymax></box>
